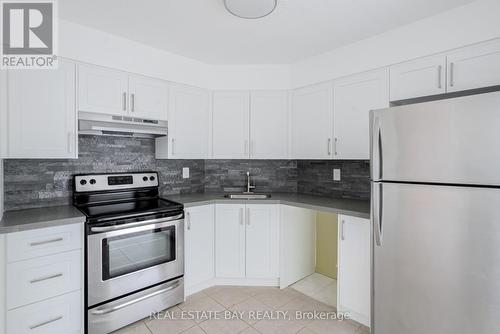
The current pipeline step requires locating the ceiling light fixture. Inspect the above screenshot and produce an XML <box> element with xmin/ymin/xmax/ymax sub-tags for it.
<box><xmin>224</xmin><ymin>0</ymin><xmax>277</xmax><ymax>19</ymax></box>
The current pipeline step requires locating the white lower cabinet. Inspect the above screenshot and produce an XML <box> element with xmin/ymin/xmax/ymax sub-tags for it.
<box><xmin>184</xmin><ymin>205</ymin><xmax>215</xmax><ymax>295</ymax></box>
<box><xmin>215</xmin><ymin>204</ymin><xmax>279</xmax><ymax>281</ymax></box>
<box><xmin>6</xmin><ymin>290</ymin><xmax>82</xmax><ymax>334</ymax></box>
<box><xmin>0</xmin><ymin>224</ymin><xmax>84</xmax><ymax>334</ymax></box>
<box><xmin>337</xmin><ymin>215</ymin><xmax>371</xmax><ymax>327</ymax></box>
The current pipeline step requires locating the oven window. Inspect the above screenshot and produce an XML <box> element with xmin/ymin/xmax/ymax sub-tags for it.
<box><xmin>102</xmin><ymin>226</ymin><xmax>176</xmax><ymax>280</ymax></box>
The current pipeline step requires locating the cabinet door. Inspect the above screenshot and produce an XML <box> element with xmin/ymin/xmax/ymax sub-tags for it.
<box><xmin>157</xmin><ymin>84</ymin><xmax>209</xmax><ymax>159</ymax></box>
<box><xmin>7</xmin><ymin>60</ymin><xmax>77</xmax><ymax>158</ymax></box>
<box><xmin>447</xmin><ymin>39</ymin><xmax>500</xmax><ymax>93</ymax></box>
<box><xmin>212</xmin><ymin>91</ymin><xmax>250</xmax><ymax>159</ymax></box>
<box><xmin>338</xmin><ymin>215</ymin><xmax>370</xmax><ymax>326</ymax></box>
<box><xmin>215</xmin><ymin>204</ymin><xmax>246</xmax><ymax>278</ymax></box>
<box><xmin>78</xmin><ymin>63</ymin><xmax>129</xmax><ymax>116</ymax></box>
<box><xmin>185</xmin><ymin>205</ymin><xmax>215</xmax><ymax>293</ymax></box>
<box><xmin>245</xmin><ymin>205</ymin><xmax>279</xmax><ymax>279</ymax></box>
<box><xmin>389</xmin><ymin>54</ymin><xmax>446</xmax><ymax>101</ymax></box>
<box><xmin>128</xmin><ymin>75</ymin><xmax>168</xmax><ymax>120</ymax></box>
<box><xmin>279</xmin><ymin>205</ymin><xmax>316</xmax><ymax>288</ymax></box>
<box><xmin>250</xmin><ymin>91</ymin><xmax>289</xmax><ymax>159</ymax></box>
<box><xmin>291</xmin><ymin>82</ymin><xmax>333</xmax><ymax>159</ymax></box>
<box><xmin>333</xmin><ymin>69</ymin><xmax>389</xmax><ymax>160</ymax></box>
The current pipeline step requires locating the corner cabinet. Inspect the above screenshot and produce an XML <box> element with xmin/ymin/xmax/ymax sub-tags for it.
<box><xmin>215</xmin><ymin>204</ymin><xmax>279</xmax><ymax>282</ymax></box>
<box><xmin>156</xmin><ymin>84</ymin><xmax>210</xmax><ymax>159</ymax></box>
<box><xmin>6</xmin><ymin>59</ymin><xmax>77</xmax><ymax>159</ymax></box>
<box><xmin>78</xmin><ymin>64</ymin><xmax>168</xmax><ymax>121</ymax></box>
<box><xmin>337</xmin><ymin>215</ymin><xmax>370</xmax><ymax>327</ymax></box>
<box><xmin>333</xmin><ymin>69</ymin><xmax>389</xmax><ymax>160</ymax></box>
<box><xmin>249</xmin><ymin>91</ymin><xmax>289</xmax><ymax>159</ymax></box>
<box><xmin>290</xmin><ymin>82</ymin><xmax>334</xmax><ymax>159</ymax></box>
<box><xmin>184</xmin><ymin>205</ymin><xmax>215</xmax><ymax>295</ymax></box>
<box><xmin>212</xmin><ymin>91</ymin><xmax>250</xmax><ymax>159</ymax></box>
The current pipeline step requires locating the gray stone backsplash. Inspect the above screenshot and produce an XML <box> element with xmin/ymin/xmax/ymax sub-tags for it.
<box><xmin>3</xmin><ymin>136</ymin><xmax>370</xmax><ymax>211</ymax></box>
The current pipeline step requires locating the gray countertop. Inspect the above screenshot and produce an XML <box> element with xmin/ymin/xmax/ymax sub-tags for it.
<box><xmin>166</xmin><ymin>193</ymin><xmax>370</xmax><ymax>219</ymax></box>
<box><xmin>0</xmin><ymin>205</ymin><xmax>86</xmax><ymax>234</ymax></box>
<box><xmin>0</xmin><ymin>193</ymin><xmax>369</xmax><ymax>234</ymax></box>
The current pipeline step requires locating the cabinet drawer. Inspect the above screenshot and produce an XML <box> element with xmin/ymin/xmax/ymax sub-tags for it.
<box><xmin>6</xmin><ymin>223</ymin><xmax>82</xmax><ymax>262</ymax></box>
<box><xmin>7</xmin><ymin>250</ymin><xmax>82</xmax><ymax>310</ymax></box>
<box><xmin>7</xmin><ymin>290</ymin><xmax>82</xmax><ymax>334</ymax></box>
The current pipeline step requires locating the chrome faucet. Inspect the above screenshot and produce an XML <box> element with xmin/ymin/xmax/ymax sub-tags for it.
<box><xmin>244</xmin><ymin>171</ymin><xmax>256</xmax><ymax>194</ymax></box>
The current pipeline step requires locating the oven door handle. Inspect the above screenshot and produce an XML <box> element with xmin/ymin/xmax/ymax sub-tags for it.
<box><xmin>90</xmin><ymin>213</ymin><xmax>184</xmax><ymax>233</ymax></box>
<box><xmin>90</xmin><ymin>279</ymin><xmax>182</xmax><ymax>316</ymax></box>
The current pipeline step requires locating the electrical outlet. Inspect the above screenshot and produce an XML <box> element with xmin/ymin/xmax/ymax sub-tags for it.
<box><xmin>333</xmin><ymin>169</ymin><xmax>341</xmax><ymax>181</ymax></box>
<box><xmin>182</xmin><ymin>167</ymin><xmax>190</xmax><ymax>179</ymax></box>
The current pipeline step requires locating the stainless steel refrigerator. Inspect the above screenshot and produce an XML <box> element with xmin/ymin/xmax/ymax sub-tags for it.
<box><xmin>370</xmin><ymin>91</ymin><xmax>500</xmax><ymax>334</ymax></box>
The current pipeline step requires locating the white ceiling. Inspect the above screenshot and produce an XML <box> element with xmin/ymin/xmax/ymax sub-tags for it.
<box><xmin>59</xmin><ymin>0</ymin><xmax>475</xmax><ymax>65</ymax></box>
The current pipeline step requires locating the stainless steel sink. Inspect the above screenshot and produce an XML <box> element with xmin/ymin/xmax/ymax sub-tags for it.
<box><xmin>224</xmin><ymin>193</ymin><xmax>272</xmax><ymax>200</ymax></box>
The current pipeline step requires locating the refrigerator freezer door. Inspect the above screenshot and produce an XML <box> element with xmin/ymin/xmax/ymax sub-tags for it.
<box><xmin>371</xmin><ymin>91</ymin><xmax>500</xmax><ymax>185</ymax></box>
<box><xmin>372</xmin><ymin>182</ymin><xmax>500</xmax><ymax>334</ymax></box>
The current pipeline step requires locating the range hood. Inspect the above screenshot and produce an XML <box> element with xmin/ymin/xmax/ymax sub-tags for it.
<box><xmin>79</xmin><ymin>112</ymin><xmax>168</xmax><ymax>138</ymax></box>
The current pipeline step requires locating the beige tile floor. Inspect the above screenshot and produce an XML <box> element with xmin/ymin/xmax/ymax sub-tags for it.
<box><xmin>112</xmin><ymin>286</ymin><xmax>369</xmax><ymax>334</ymax></box>
<box><xmin>291</xmin><ymin>273</ymin><xmax>337</xmax><ymax>308</ymax></box>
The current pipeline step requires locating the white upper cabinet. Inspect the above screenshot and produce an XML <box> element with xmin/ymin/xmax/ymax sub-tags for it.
<box><xmin>184</xmin><ymin>205</ymin><xmax>215</xmax><ymax>295</ymax></box>
<box><xmin>390</xmin><ymin>54</ymin><xmax>446</xmax><ymax>101</ymax></box>
<box><xmin>212</xmin><ymin>91</ymin><xmax>250</xmax><ymax>159</ymax></box>
<box><xmin>156</xmin><ymin>84</ymin><xmax>210</xmax><ymax>159</ymax></box>
<box><xmin>7</xmin><ymin>59</ymin><xmax>77</xmax><ymax>159</ymax></box>
<box><xmin>128</xmin><ymin>75</ymin><xmax>168</xmax><ymax>120</ymax></box>
<box><xmin>249</xmin><ymin>91</ymin><xmax>289</xmax><ymax>159</ymax></box>
<box><xmin>338</xmin><ymin>215</ymin><xmax>371</xmax><ymax>326</ymax></box>
<box><xmin>78</xmin><ymin>64</ymin><xmax>168</xmax><ymax>120</ymax></box>
<box><xmin>333</xmin><ymin>69</ymin><xmax>389</xmax><ymax>160</ymax></box>
<box><xmin>78</xmin><ymin>64</ymin><xmax>129</xmax><ymax>116</ymax></box>
<box><xmin>291</xmin><ymin>82</ymin><xmax>334</xmax><ymax>159</ymax></box>
<box><xmin>245</xmin><ymin>205</ymin><xmax>279</xmax><ymax>279</ymax></box>
<box><xmin>447</xmin><ymin>39</ymin><xmax>500</xmax><ymax>93</ymax></box>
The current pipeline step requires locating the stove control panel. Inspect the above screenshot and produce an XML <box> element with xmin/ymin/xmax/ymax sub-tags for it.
<box><xmin>75</xmin><ymin>172</ymin><xmax>159</xmax><ymax>192</ymax></box>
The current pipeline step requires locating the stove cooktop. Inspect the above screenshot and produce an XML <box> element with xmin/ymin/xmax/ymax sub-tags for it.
<box><xmin>77</xmin><ymin>197</ymin><xmax>183</xmax><ymax>220</ymax></box>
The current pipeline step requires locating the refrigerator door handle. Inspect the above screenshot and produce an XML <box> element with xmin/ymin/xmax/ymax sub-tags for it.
<box><xmin>373</xmin><ymin>182</ymin><xmax>383</xmax><ymax>246</ymax></box>
<box><xmin>371</xmin><ymin>116</ymin><xmax>383</xmax><ymax>181</ymax></box>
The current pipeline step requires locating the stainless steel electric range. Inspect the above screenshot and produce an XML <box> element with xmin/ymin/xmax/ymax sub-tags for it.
<box><xmin>73</xmin><ymin>172</ymin><xmax>184</xmax><ymax>334</ymax></box>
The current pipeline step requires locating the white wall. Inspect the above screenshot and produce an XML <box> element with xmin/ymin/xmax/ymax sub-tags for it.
<box><xmin>291</xmin><ymin>0</ymin><xmax>500</xmax><ymax>88</ymax></box>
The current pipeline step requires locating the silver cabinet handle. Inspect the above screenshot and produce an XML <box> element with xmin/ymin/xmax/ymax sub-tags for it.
<box><xmin>30</xmin><ymin>237</ymin><xmax>63</xmax><ymax>247</ymax></box>
<box><xmin>171</xmin><ymin>138</ymin><xmax>175</xmax><ymax>156</ymax></box>
<box><xmin>29</xmin><ymin>316</ymin><xmax>63</xmax><ymax>330</ymax></box>
<box><xmin>131</xmin><ymin>93</ymin><xmax>135</xmax><ymax>112</ymax></box>
<box><xmin>122</xmin><ymin>92</ymin><xmax>127</xmax><ymax>111</ymax></box>
<box><xmin>67</xmin><ymin>132</ymin><xmax>73</xmax><ymax>154</ymax></box>
<box><xmin>449</xmin><ymin>62</ymin><xmax>455</xmax><ymax>87</ymax></box>
<box><xmin>438</xmin><ymin>65</ymin><xmax>442</xmax><ymax>89</ymax></box>
<box><xmin>186</xmin><ymin>211</ymin><xmax>191</xmax><ymax>231</ymax></box>
<box><xmin>91</xmin><ymin>280</ymin><xmax>182</xmax><ymax>316</ymax></box>
<box><xmin>246</xmin><ymin>208</ymin><xmax>250</xmax><ymax>226</ymax></box>
<box><xmin>239</xmin><ymin>208</ymin><xmax>244</xmax><ymax>225</ymax></box>
<box><xmin>327</xmin><ymin>138</ymin><xmax>332</xmax><ymax>156</ymax></box>
<box><xmin>30</xmin><ymin>273</ymin><xmax>63</xmax><ymax>284</ymax></box>
<box><xmin>340</xmin><ymin>219</ymin><xmax>345</xmax><ymax>240</ymax></box>
<box><xmin>334</xmin><ymin>137</ymin><xmax>338</xmax><ymax>156</ymax></box>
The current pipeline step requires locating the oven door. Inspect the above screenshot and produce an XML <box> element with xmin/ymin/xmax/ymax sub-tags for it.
<box><xmin>87</xmin><ymin>215</ymin><xmax>184</xmax><ymax>307</ymax></box>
